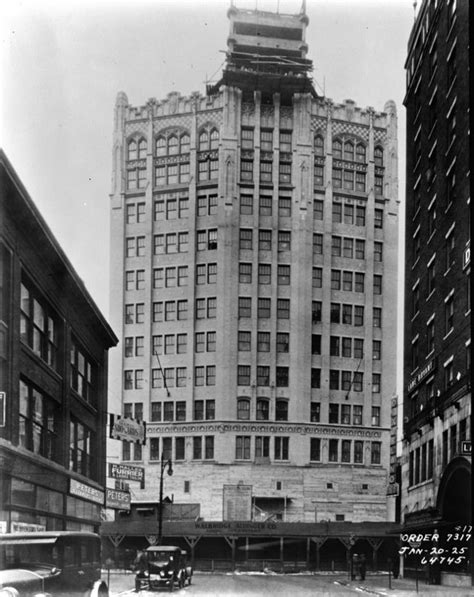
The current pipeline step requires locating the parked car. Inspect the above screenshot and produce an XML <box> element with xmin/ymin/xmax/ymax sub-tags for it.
<box><xmin>0</xmin><ymin>531</ymin><xmax>109</xmax><ymax>597</ymax></box>
<box><xmin>135</xmin><ymin>545</ymin><xmax>183</xmax><ymax>592</ymax></box>
<box><xmin>180</xmin><ymin>550</ymin><xmax>193</xmax><ymax>586</ymax></box>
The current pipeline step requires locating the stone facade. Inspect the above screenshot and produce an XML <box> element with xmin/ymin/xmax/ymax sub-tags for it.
<box><xmin>108</xmin><ymin>5</ymin><xmax>399</xmax><ymax>523</ymax></box>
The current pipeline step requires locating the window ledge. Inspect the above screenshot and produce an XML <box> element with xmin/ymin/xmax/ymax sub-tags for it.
<box><xmin>443</xmin><ymin>329</ymin><xmax>454</xmax><ymax>341</ymax></box>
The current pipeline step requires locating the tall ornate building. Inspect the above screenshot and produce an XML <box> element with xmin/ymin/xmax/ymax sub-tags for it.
<box><xmin>108</xmin><ymin>3</ymin><xmax>399</xmax><ymax>523</ymax></box>
<box><xmin>402</xmin><ymin>0</ymin><xmax>470</xmax><ymax>585</ymax></box>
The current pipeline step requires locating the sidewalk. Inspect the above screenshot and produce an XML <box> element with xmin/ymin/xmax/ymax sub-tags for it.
<box><xmin>335</xmin><ymin>573</ymin><xmax>474</xmax><ymax>596</ymax></box>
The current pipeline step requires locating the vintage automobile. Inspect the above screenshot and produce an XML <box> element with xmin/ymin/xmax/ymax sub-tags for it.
<box><xmin>0</xmin><ymin>531</ymin><xmax>109</xmax><ymax>597</ymax></box>
<box><xmin>180</xmin><ymin>550</ymin><xmax>193</xmax><ymax>586</ymax></box>
<box><xmin>135</xmin><ymin>545</ymin><xmax>184</xmax><ymax>592</ymax></box>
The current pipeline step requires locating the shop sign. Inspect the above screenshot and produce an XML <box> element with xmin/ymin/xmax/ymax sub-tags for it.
<box><xmin>109</xmin><ymin>414</ymin><xmax>146</xmax><ymax>445</ymax></box>
<box><xmin>109</xmin><ymin>463</ymin><xmax>144</xmax><ymax>483</ymax></box>
<box><xmin>69</xmin><ymin>478</ymin><xmax>104</xmax><ymax>506</ymax></box>
<box><xmin>11</xmin><ymin>522</ymin><xmax>46</xmax><ymax>533</ymax></box>
<box><xmin>0</xmin><ymin>391</ymin><xmax>5</xmax><ymax>427</ymax></box>
<box><xmin>461</xmin><ymin>441</ymin><xmax>471</xmax><ymax>455</ymax></box>
<box><xmin>463</xmin><ymin>244</ymin><xmax>470</xmax><ymax>269</ymax></box>
<box><xmin>106</xmin><ymin>488</ymin><xmax>131</xmax><ymax>510</ymax></box>
<box><xmin>407</xmin><ymin>359</ymin><xmax>435</xmax><ymax>392</ymax></box>
<box><xmin>0</xmin><ymin>521</ymin><xmax>7</xmax><ymax>533</ymax></box>
<box><xmin>386</xmin><ymin>483</ymin><xmax>399</xmax><ymax>497</ymax></box>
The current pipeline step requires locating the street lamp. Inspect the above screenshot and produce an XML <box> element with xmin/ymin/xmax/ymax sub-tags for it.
<box><xmin>158</xmin><ymin>452</ymin><xmax>173</xmax><ymax>545</ymax></box>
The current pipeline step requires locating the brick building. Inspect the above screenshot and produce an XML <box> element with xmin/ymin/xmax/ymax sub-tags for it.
<box><xmin>107</xmin><ymin>3</ymin><xmax>399</xmax><ymax>525</ymax></box>
<box><xmin>402</xmin><ymin>0</ymin><xmax>471</xmax><ymax>585</ymax></box>
<box><xmin>0</xmin><ymin>150</ymin><xmax>117</xmax><ymax>532</ymax></box>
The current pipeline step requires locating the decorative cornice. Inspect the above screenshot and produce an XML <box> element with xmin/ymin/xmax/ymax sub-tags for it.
<box><xmin>145</xmin><ymin>421</ymin><xmax>384</xmax><ymax>439</ymax></box>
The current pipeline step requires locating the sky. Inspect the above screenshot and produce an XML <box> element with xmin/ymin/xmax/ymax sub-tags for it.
<box><xmin>0</xmin><ymin>0</ymin><xmax>415</xmax><ymax>395</ymax></box>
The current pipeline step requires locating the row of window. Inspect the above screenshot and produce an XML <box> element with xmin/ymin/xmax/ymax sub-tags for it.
<box><xmin>122</xmin><ymin>434</ymin><xmax>382</xmax><ymax>465</ymax></box>
<box><xmin>20</xmin><ymin>281</ymin><xmax>97</xmax><ymax>406</ymax></box>
<box><xmin>240</xmin><ymin>195</ymin><xmax>293</xmax><ymax>217</ymax></box>
<box><xmin>127</xmin><ymin>129</ymin><xmax>219</xmax><ymax>161</ymax></box>
<box><xmin>313</xmin><ymin>302</ymin><xmax>383</xmax><ymax>328</ymax></box>
<box><xmin>122</xmin><ymin>299</ymin><xmax>382</xmax><ymax>328</ymax></box>
<box><xmin>19</xmin><ymin>378</ymin><xmax>96</xmax><ymax>479</ymax></box>
<box><xmin>239</xmin><ymin>229</ymin><xmax>291</xmax><ymax>251</ymax></box>
<box><xmin>122</xmin><ymin>398</ymin><xmax>382</xmax><ymax>427</ymax></box>
<box><xmin>123</xmin><ymin>198</ymin><xmax>385</xmax><ymax>231</ymax></box>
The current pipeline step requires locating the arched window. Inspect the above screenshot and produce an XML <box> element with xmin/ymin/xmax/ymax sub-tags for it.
<box><xmin>344</xmin><ymin>141</ymin><xmax>354</xmax><ymax>161</ymax></box>
<box><xmin>237</xmin><ymin>398</ymin><xmax>250</xmax><ymax>420</ymax></box>
<box><xmin>256</xmin><ymin>399</ymin><xmax>269</xmax><ymax>420</ymax></box>
<box><xmin>333</xmin><ymin>139</ymin><xmax>342</xmax><ymax>159</ymax></box>
<box><xmin>356</xmin><ymin>143</ymin><xmax>366</xmax><ymax>163</ymax></box>
<box><xmin>180</xmin><ymin>134</ymin><xmax>190</xmax><ymax>154</ymax></box>
<box><xmin>199</xmin><ymin>131</ymin><xmax>209</xmax><ymax>151</ymax></box>
<box><xmin>156</xmin><ymin>136</ymin><xmax>166</xmax><ymax>156</ymax></box>
<box><xmin>374</xmin><ymin>146</ymin><xmax>384</xmax><ymax>167</ymax></box>
<box><xmin>210</xmin><ymin>129</ymin><xmax>219</xmax><ymax>150</ymax></box>
<box><xmin>128</xmin><ymin>139</ymin><xmax>137</xmax><ymax>161</ymax></box>
<box><xmin>314</xmin><ymin>135</ymin><xmax>324</xmax><ymax>156</ymax></box>
<box><xmin>168</xmin><ymin>135</ymin><xmax>178</xmax><ymax>155</ymax></box>
<box><xmin>138</xmin><ymin>138</ymin><xmax>147</xmax><ymax>159</ymax></box>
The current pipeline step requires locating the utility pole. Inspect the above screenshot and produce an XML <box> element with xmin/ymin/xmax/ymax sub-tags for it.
<box><xmin>158</xmin><ymin>452</ymin><xmax>173</xmax><ymax>545</ymax></box>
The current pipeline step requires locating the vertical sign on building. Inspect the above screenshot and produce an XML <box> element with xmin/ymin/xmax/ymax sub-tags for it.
<box><xmin>0</xmin><ymin>392</ymin><xmax>5</xmax><ymax>427</ymax></box>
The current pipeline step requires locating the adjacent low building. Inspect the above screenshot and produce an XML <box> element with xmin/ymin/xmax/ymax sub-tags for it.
<box><xmin>0</xmin><ymin>149</ymin><xmax>117</xmax><ymax>533</ymax></box>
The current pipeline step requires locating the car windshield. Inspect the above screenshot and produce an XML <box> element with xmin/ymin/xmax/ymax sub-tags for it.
<box><xmin>148</xmin><ymin>552</ymin><xmax>174</xmax><ymax>563</ymax></box>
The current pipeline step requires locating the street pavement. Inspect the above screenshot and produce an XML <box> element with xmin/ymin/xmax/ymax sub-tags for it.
<box><xmin>106</xmin><ymin>570</ymin><xmax>474</xmax><ymax>596</ymax></box>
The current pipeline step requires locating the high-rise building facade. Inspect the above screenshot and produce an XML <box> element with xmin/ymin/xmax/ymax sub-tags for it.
<box><xmin>108</xmin><ymin>4</ymin><xmax>399</xmax><ymax>523</ymax></box>
<box><xmin>402</xmin><ymin>0</ymin><xmax>470</xmax><ymax>584</ymax></box>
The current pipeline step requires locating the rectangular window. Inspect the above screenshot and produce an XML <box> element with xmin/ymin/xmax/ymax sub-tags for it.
<box><xmin>343</xmin><ymin>238</ymin><xmax>353</xmax><ymax>258</ymax></box>
<box><xmin>277</xmin><ymin>299</ymin><xmax>290</xmax><ymax>319</ymax></box>
<box><xmin>206</xmin><ymin>365</ymin><xmax>216</xmax><ymax>386</ymax></box>
<box><xmin>237</xmin><ymin>365</ymin><xmax>251</xmax><ymax>386</ymax></box>
<box><xmin>331</xmin><ymin>270</ymin><xmax>341</xmax><ymax>290</ymax></box>
<box><xmin>372</xmin><ymin>373</ymin><xmax>381</xmax><ymax>393</ymax></box>
<box><xmin>312</xmin><ymin>334</ymin><xmax>321</xmax><ymax>355</ymax></box>
<box><xmin>312</xmin><ymin>301</ymin><xmax>322</xmax><ymax>323</ymax></box>
<box><xmin>356</xmin><ymin>206</ymin><xmax>366</xmax><ymax>226</ymax></box>
<box><xmin>310</xmin><ymin>438</ymin><xmax>321</xmax><ymax>461</ymax></box>
<box><xmin>193</xmin><ymin>437</ymin><xmax>202</xmax><ymax>460</ymax></box>
<box><xmin>374</xmin><ymin>209</ymin><xmax>383</xmax><ymax>228</ymax></box>
<box><xmin>257</xmin><ymin>332</ymin><xmax>270</xmax><ymax>352</ymax></box>
<box><xmin>313</xmin><ymin>233</ymin><xmax>323</xmax><ymax>256</ymax></box>
<box><xmin>240</xmin><ymin>229</ymin><xmax>253</xmax><ymax>250</ymax></box>
<box><xmin>259</xmin><ymin>230</ymin><xmax>272</xmax><ymax>251</ymax></box>
<box><xmin>255</xmin><ymin>436</ymin><xmax>270</xmax><ymax>458</ymax></box>
<box><xmin>258</xmin><ymin>298</ymin><xmax>271</xmax><ymax>319</ymax></box>
<box><xmin>207</xmin><ymin>331</ymin><xmax>216</xmax><ymax>352</ymax></box>
<box><xmin>277</xmin><ymin>264</ymin><xmax>290</xmax><ymax>285</ymax></box>
<box><xmin>329</xmin><ymin>439</ymin><xmax>338</xmax><ymax>462</ymax></box>
<box><xmin>194</xmin><ymin>366</ymin><xmax>205</xmax><ymax>387</ymax></box>
<box><xmin>239</xmin><ymin>263</ymin><xmax>252</xmax><ymax>284</ymax></box>
<box><xmin>314</xmin><ymin>199</ymin><xmax>324</xmax><ymax>220</ymax></box>
<box><xmin>311</xmin><ymin>368</ymin><xmax>321</xmax><ymax>389</ymax></box>
<box><xmin>445</xmin><ymin>294</ymin><xmax>454</xmax><ymax>334</ymax></box>
<box><xmin>374</xmin><ymin>275</ymin><xmax>382</xmax><ymax>295</ymax></box>
<box><xmin>278</xmin><ymin>231</ymin><xmax>291</xmax><ymax>252</ymax></box>
<box><xmin>276</xmin><ymin>367</ymin><xmax>289</xmax><ymax>387</ymax></box>
<box><xmin>257</xmin><ymin>366</ymin><xmax>270</xmax><ymax>386</ymax></box>
<box><xmin>240</xmin><ymin>194</ymin><xmax>253</xmax><ymax>215</ymax></box>
<box><xmin>374</xmin><ymin>242</ymin><xmax>383</xmax><ymax>262</ymax></box>
<box><xmin>371</xmin><ymin>442</ymin><xmax>381</xmax><ymax>464</ymax></box>
<box><xmin>276</xmin><ymin>332</ymin><xmax>289</xmax><ymax>353</ymax></box>
<box><xmin>312</xmin><ymin>267</ymin><xmax>323</xmax><ymax>288</ymax></box>
<box><xmin>373</xmin><ymin>307</ymin><xmax>381</xmax><ymax>328</ymax></box>
<box><xmin>274</xmin><ymin>437</ymin><xmax>289</xmax><ymax>460</ymax></box>
<box><xmin>258</xmin><ymin>263</ymin><xmax>271</xmax><ymax>285</ymax></box>
<box><xmin>236</xmin><ymin>436</ymin><xmax>251</xmax><ymax>459</ymax></box>
<box><xmin>238</xmin><ymin>297</ymin><xmax>251</xmax><ymax>318</ymax></box>
<box><xmin>279</xmin><ymin>197</ymin><xmax>291</xmax><ymax>217</ymax></box>
<box><xmin>341</xmin><ymin>440</ymin><xmax>351</xmax><ymax>462</ymax></box>
<box><xmin>310</xmin><ymin>402</ymin><xmax>320</xmax><ymax>423</ymax></box>
<box><xmin>259</xmin><ymin>195</ymin><xmax>273</xmax><ymax>216</ymax></box>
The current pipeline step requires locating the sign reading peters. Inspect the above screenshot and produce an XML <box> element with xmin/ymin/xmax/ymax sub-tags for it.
<box><xmin>109</xmin><ymin>414</ymin><xmax>146</xmax><ymax>444</ymax></box>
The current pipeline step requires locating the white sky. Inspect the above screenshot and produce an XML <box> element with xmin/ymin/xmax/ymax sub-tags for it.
<box><xmin>1</xmin><ymin>0</ymin><xmax>414</xmax><ymax>397</ymax></box>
